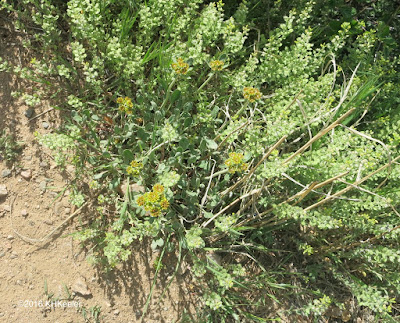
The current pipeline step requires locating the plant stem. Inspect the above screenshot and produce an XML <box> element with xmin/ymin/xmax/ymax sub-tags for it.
<box><xmin>159</xmin><ymin>78</ymin><xmax>176</xmax><ymax>110</ymax></box>
<box><xmin>232</xmin><ymin>101</ymin><xmax>249</xmax><ymax>120</ymax></box>
<box><xmin>140</xmin><ymin>234</ymin><xmax>171</xmax><ymax>321</ymax></box>
<box><xmin>197</xmin><ymin>72</ymin><xmax>214</xmax><ymax>93</ymax></box>
<box><xmin>204</xmin><ymin>168</ymin><xmax>229</xmax><ymax>180</ymax></box>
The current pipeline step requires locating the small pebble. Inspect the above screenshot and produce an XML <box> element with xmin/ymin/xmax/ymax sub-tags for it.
<box><xmin>72</xmin><ymin>277</ymin><xmax>92</xmax><ymax>296</ymax></box>
<box><xmin>2</xmin><ymin>205</ymin><xmax>11</xmax><ymax>212</ymax></box>
<box><xmin>21</xmin><ymin>170</ymin><xmax>32</xmax><ymax>180</ymax></box>
<box><xmin>44</xmin><ymin>220</ymin><xmax>53</xmax><ymax>225</ymax></box>
<box><xmin>0</xmin><ymin>252</ymin><xmax>5</xmax><ymax>258</ymax></box>
<box><xmin>24</xmin><ymin>155</ymin><xmax>32</xmax><ymax>161</ymax></box>
<box><xmin>66</xmin><ymin>165</ymin><xmax>75</xmax><ymax>174</ymax></box>
<box><xmin>10</xmin><ymin>252</ymin><xmax>18</xmax><ymax>259</ymax></box>
<box><xmin>39</xmin><ymin>181</ymin><xmax>47</xmax><ymax>192</ymax></box>
<box><xmin>113</xmin><ymin>309</ymin><xmax>120</xmax><ymax>316</ymax></box>
<box><xmin>0</xmin><ymin>185</ymin><xmax>7</xmax><ymax>198</ymax></box>
<box><xmin>21</xmin><ymin>209</ymin><xmax>28</xmax><ymax>217</ymax></box>
<box><xmin>7</xmin><ymin>235</ymin><xmax>14</xmax><ymax>240</ymax></box>
<box><xmin>24</xmin><ymin>108</ymin><xmax>34</xmax><ymax>118</ymax></box>
<box><xmin>42</xmin><ymin>121</ymin><xmax>49</xmax><ymax>129</ymax></box>
<box><xmin>64</xmin><ymin>207</ymin><xmax>71</xmax><ymax>214</ymax></box>
<box><xmin>1</xmin><ymin>169</ymin><xmax>11</xmax><ymax>178</ymax></box>
<box><xmin>39</xmin><ymin>162</ymin><xmax>48</xmax><ymax>168</ymax></box>
<box><xmin>54</xmin><ymin>202</ymin><xmax>63</xmax><ymax>215</ymax></box>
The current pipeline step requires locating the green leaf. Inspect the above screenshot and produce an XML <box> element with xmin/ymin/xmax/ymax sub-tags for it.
<box><xmin>137</xmin><ymin>128</ymin><xmax>149</xmax><ymax>141</ymax></box>
<box><xmin>198</xmin><ymin>160</ymin><xmax>209</xmax><ymax>169</ymax></box>
<box><xmin>206</xmin><ymin>139</ymin><xmax>218</xmax><ymax>150</ymax></box>
<box><xmin>102</xmin><ymin>151</ymin><xmax>111</xmax><ymax>158</ymax></box>
<box><xmin>179</xmin><ymin>137</ymin><xmax>189</xmax><ymax>150</ymax></box>
<box><xmin>170</xmin><ymin>89</ymin><xmax>181</xmax><ymax>103</ymax></box>
<box><xmin>93</xmin><ymin>171</ymin><xmax>107</xmax><ymax>180</ymax></box>
<box><xmin>122</xmin><ymin>149</ymin><xmax>134</xmax><ymax>164</ymax></box>
<box><xmin>151</xmin><ymin>238</ymin><xmax>164</xmax><ymax>250</ymax></box>
<box><xmin>184</xmin><ymin>117</ymin><xmax>192</xmax><ymax>128</ymax></box>
<box><xmin>71</xmin><ymin>111</ymin><xmax>82</xmax><ymax>123</ymax></box>
<box><xmin>109</xmin><ymin>177</ymin><xmax>121</xmax><ymax>190</ymax></box>
<box><xmin>203</xmin><ymin>211</ymin><xmax>214</xmax><ymax>219</ymax></box>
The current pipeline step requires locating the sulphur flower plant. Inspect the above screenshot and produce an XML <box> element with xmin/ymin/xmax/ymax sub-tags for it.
<box><xmin>243</xmin><ymin>86</ymin><xmax>262</xmax><ymax>103</ymax></box>
<box><xmin>171</xmin><ymin>57</ymin><xmax>189</xmax><ymax>75</ymax></box>
<box><xmin>225</xmin><ymin>152</ymin><xmax>248</xmax><ymax>173</ymax></box>
<box><xmin>136</xmin><ymin>184</ymin><xmax>170</xmax><ymax>217</ymax></box>
<box><xmin>126</xmin><ymin>160</ymin><xmax>143</xmax><ymax>176</ymax></box>
<box><xmin>116</xmin><ymin>96</ymin><xmax>133</xmax><ymax>114</ymax></box>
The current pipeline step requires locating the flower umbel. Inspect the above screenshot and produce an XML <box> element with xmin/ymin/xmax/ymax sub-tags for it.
<box><xmin>243</xmin><ymin>87</ymin><xmax>262</xmax><ymax>103</ymax></box>
<box><xmin>153</xmin><ymin>183</ymin><xmax>164</xmax><ymax>194</ymax></box>
<box><xmin>136</xmin><ymin>195</ymin><xmax>145</xmax><ymax>206</ymax></box>
<box><xmin>136</xmin><ymin>184</ymin><xmax>169</xmax><ymax>217</ymax></box>
<box><xmin>225</xmin><ymin>152</ymin><xmax>248</xmax><ymax>173</ymax></box>
<box><xmin>117</xmin><ymin>96</ymin><xmax>133</xmax><ymax>114</ymax></box>
<box><xmin>171</xmin><ymin>58</ymin><xmax>189</xmax><ymax>75</ymax></box>
<box><xmin>210</xmin><ymin>60</ymin><xmax>224</xmax><ymax>71</ymax></box>
<box><xmin>160</xmin><ymin>198</ymin><xmax>169</xmax><ymax>210</ymax></box>
<box><xmin>126</xmin><ymin>160</ymin><xmax>143</xmax><ymax>176</ymax></box>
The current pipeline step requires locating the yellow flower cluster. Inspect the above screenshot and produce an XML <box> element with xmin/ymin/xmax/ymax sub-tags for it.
<box><xmin>117</xmin><ymin>96</ymin><xmax>133</xmax><ymax>114</ymax></box>
<box><xmin>210</xmin><ymin>60</ymin><xmax>224</xmax><ymax>71</ymax></box>
<box><xmin>136</xmin><ymin>184</ymin><xmax>170</xmax><ymax>217</ymax></box>
<box><xmin>243</xmin><ymin>87</ymin><xmax>262</xmax><ymax>103</ymax></box>
<box><xmin>126</xmin><ymin>160</ymin><xmax>143</xmax><ymax>176</ymax></box>
<box><xmin>171</xmin><ymin>58</ymin><xmax>189</xmax><ymax>75</ymax></box>
<box><xmin>224</xmin><ymin>152</ymin><xmax>248</xmax><ymax>174</ymax></box>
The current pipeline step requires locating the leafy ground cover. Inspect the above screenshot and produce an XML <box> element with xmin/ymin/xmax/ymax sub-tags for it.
<box><xmin>1</xmin><ymin>0</ymin><xmax>400</xmax><ymax>321</ymax></box>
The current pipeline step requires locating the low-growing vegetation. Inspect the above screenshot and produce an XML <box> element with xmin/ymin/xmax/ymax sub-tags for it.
<box><xmin>1</xmin><ymin>0</ymin><xmax>400</xmax><ymax>321</ymax></box>
<box><xmin>0</xmin><ymin>130</ymin><xmax>24</xmax><ymax>163</ymax></box>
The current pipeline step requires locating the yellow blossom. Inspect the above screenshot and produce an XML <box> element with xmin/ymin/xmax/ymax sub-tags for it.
<box><xmin>126</xmin><ymin>160</ymin><xmax>143</xmax><ymax>176</ymax></box>
<box><xmin>160</xmin><ymin>198</ymin><xmax>169</xmax><ymax>210</ymax></box>
<box><xmin>153</xmin><ymin>183</ymin><xmax>164</xmax><ymax>194</ymax></box>
<box><xmin>137</xmin><ymin>195</ymin><xmax>145</xmax><ymax>206</ymax></box>
<box><xmin>147</xmin><ymin>191</ymin><xmax>159</xmax><ymax>203</ymax></box>
<box><xmin>136</xmin><ymin>183</ymin><xmax>171</xmax><ymax>217</ymax></box>
<box><xmin>117</xmin><ymin>96</ymin><xmax>134</xmax><ymax>114</ymax></box>
<box><xmin>172</xmin><ymin>58</ymin><xmax>189</xmax><ymax>75</ymax></box>
<box><xmin>210</xmin><ymin>60</ymin><xmax>224</xmax><ymax>71</ymax></box>
<box><xmin>150</xmin><ymin>208</ymin><xmax>161</xmax><ymax>217</ymax></box>
<box><xmin>243</xmin><ymin>87</ymin><xmax>262</xmax><ymax>103</ymax></box>
<box><xmin>225</xmin><ymin>152</ymin><xmax>248</xmax><ymax>174</ymax></box>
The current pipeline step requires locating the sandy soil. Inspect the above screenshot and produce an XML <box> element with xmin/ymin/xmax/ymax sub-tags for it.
<box><xmin>0</xmin><ymin>16</ymin><xmax>197</xmax><ymax>323</ymax></box>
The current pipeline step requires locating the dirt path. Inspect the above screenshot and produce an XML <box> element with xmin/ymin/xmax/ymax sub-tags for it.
<box><xmin>0</xmin><ymin>18</ymin><xmax>196</xmax><ymax>323</ymax></box>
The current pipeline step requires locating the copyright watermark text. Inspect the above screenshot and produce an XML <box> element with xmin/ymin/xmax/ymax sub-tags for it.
<box><xmin>18</xmin><ymin>300</ymin><xmax>81</xmax><ymax>308</ymax></box>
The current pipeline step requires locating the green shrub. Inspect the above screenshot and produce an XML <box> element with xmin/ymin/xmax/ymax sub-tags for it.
<box><xmin>2</xmin><ymin>0</ymin><xmax>400</xmax><ymax>320</ymax></box>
